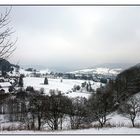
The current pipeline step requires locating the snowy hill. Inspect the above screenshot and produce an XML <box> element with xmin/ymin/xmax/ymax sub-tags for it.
<box><xmin>19</xmin><ymin>68</ymin><xmax>52</xmax><ymax>76</ymax></box>
<box><xmin>39</xmin><ymin>69</ymin><xmax>51</xmax><ymax>74</ymax></box>
<box><xmin>69</xmin><ymin>67</ymin><xmax>122</xmax><ymax>76</ymax></box>
<box><xmin>23</xmin><ymin>77</ymin><xmax>101</xmax><ymax>99</ymax></box>
<box><xmin>19</xmin><ymin>67</ymin><xmax>122</xmax><ymax>78</ymax></box>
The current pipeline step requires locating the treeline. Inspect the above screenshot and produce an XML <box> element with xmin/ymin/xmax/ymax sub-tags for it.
<box><xmin>0</xmin><ymin>81</ymin><xmax>140</xmax><ymax>131</ymax></box>
<box><xmin>0</xmin><ymin>83</ymin><xmax>117</xmax><ymax>131</ymax></box>
<box><xmin>115</xmin><ymin>65</ymin><xmax>140</xmax><ymax>103</ymax></box>
<box><xmin>0</xmin><ymin>90</ymin><xmax>89</xmax><ymax>130</ymax></box>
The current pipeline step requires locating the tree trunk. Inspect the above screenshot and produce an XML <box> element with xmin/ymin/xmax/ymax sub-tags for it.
<box><xmin>98</xmin><ymin>118</ymin><xmax>104</xmax><ymax>128</ymax></box>
<box><xmin>131</xmin><ymin>119</ymin><xmax>135</xmax><ymax>127</ymax></box>
<box><xmin>100</xmin><ymin>122</ymin><xmax>104</xmax><ymax>128</ymax></box>
<box><xmin>54</xmin><ymin>119</ymin><xmax>58</xmax><ymax>130</ymax></box>
<box><xmin>38</xmin><ymin>115</ymin><xmax>41</xmax><ymax>130</ymax></box>
<box><xmin>60</xmin><ymin>117</ymin><xmax>63</xmax><ymax>130</ymax></box>
<box><xmin>31</xmin><ymin>114</ymin><xmax>35</xmax><ymax>130</ymax></box>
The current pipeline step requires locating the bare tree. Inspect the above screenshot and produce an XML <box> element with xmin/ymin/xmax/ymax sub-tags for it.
<box><xmin>0</xmin><ymin>7</ymin><xmax>16</xmax><ymax>59</ymax></box>
<box><xmin>44</xmin><ymin>92</ymin><xmax>72</xmax><ymax>130</ymax></box>
<box><xmin>119</xmin><ymin>97</ymin><xmax>140</xmax><ymax>127</ymax></box>
<box><xmin>69</xmin><ymin>97</ymin><xmax>88</xmax><ymax>129</ymax></box>
<box><xmin>88</xmin><ymin>85</ymin><xmax>115</xmax><ymax>128</ymax></box>
<box><xmin>29</xmin><ymin>95</ymin><xmax>45</xmax><ymax>130</ymax></box>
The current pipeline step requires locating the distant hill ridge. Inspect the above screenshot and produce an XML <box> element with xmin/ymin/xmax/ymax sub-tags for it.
<box><xmin>69</xmin><ymin>67</ymin><xmax>122</xmax><ymax>76</ymax></box>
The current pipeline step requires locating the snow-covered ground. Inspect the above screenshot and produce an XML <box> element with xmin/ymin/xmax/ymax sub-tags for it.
<box><xmin>23</xmin><ymin>77</ymin><xmax>101</xmax><ymax>98</ymax></box>
<box><xmin>0</xmin><ymin>127</ymin><xmax>140</xmax><ymax>134</ymax></box>
<box><xmin>1</xmin><ymin>111</ymin><xmax>140</xmax><ymax>134</ymax></box>
<box><xmin>92</xmin><ymin>112</ymin><xmax>140</xmax><ymax>127</ymax></box>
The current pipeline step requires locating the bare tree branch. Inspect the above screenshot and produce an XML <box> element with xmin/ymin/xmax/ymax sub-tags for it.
<box><xmin>0</xmin><ymin>7</ymin><xmax>16</xmax><ymax>60</ymax></box>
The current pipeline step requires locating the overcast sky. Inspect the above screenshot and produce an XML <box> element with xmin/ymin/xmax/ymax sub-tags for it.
<box><xmin>1</xmin><ymin>6</ymin><xmax>140</xmax><ymax>71</ymax></box>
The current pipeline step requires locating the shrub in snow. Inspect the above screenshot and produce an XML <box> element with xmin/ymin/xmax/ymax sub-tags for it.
<box><xmin>76</xmin><ymin>85</ymin><xmax>81</xmax><ymax>91</ymax></box>
<box><xmin>40</xmin><ymin>88</ymin><xmax>45</xmax><ymax>94</ymax></box>
<box><xmin>49</xmin><ymin>89</ymin><xmax>55</xmax><ymax>95</ymax></box>
<box><xmin>81</xmin><ymin>82</ymin><xmax>86</xmax><ymax>88</ymax></box>
<box><xmin>9</xmin><ymin>86</ymin><xmax>14</xmax><ymax>92</ymax></box>
<box><xmin>49</xmin><ymin>89</ymin><xmax>62</xmax><ymax>96</ymax></box>
<box><xmin>26</xmin><ymin>86</ymin><xmax>34</xmax><ymax>92</ymax></box>
<box><xmin>60</xmin><ymin>78</ymin><xmax>63</xmax><ymax>82</ymax></box>
<box><xmin>73</xmin><ymin>85</ymin><xmax>81</xmax><ymax>91</ymax></box>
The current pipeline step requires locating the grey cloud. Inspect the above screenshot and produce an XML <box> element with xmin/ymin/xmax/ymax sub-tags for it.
<box><xmin>2</xmin><ymin>6</ymin><xmax>140</xmax><ymax>71</ymax></box>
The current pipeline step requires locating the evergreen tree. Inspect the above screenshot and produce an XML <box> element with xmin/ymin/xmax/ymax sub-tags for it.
<box><xmin>18</xmin><ymin>74</ymin><xmax>24</xmax><ymax>87</ymax></box>
<box><xmin>44</xmin><ymin>77</ymin><xmax>48</xmax><ymax>85</ymax></box>
<box><xmin>88</xmin><ymin>82</ymin><xmax>92</xmax><ymax>92</ymax></box>
<box><xmin>86</xmin><ymin>83</ymin><xmax>89</xmax><ymax>91</ymax></box>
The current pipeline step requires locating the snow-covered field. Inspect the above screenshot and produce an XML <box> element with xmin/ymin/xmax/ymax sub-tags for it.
<box><xmin>23</xmin><ymin>77</ymin><xmax>101</xmax><ymax>98</ymax></box>
<box><xmin>0</xmin><ymin>127</ymin><xmax>140</xmax><ymax>134</ymax></box>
